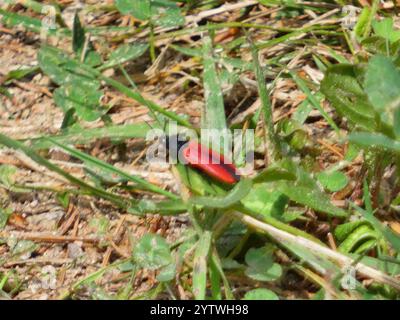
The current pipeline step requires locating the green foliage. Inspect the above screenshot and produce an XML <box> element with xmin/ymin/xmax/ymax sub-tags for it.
<box><xmin>364</xmin><ymin>55</ymin><xmax>400</xmax><ymax>128</ymax></box>
<box><xmin>372</xmin><ymin>18</ymin><xmax>400</xmax><ymax>44</ymax></box>
<box><xmin>190</xmin><ymin>179</ymin><xmax>253</xmax><ymax>209</ymax></box>
<box><xmin>321</xmin><ymin>64</ymin><xmax>376</xmax><ymax>130</ymax></box>
<box><xmin>241</xmin><ymin>183</ymin><xmax>288</xmax><ymax>220</ymax></box>
<box><xmin>133</xmin><ymin>234</ymin><xmax>173</xmax><ymax>270</ymax></box>
<box><xmin>244</xmin><ymin>246</ymin><xmax>282</xmax><ymax>282</ymax></box>
<box><xmin>316</xmin><ymin>170</ymin><xmax>348</xmax><ymax>192</ymax></box>
<box><xmin>202</xmin><ymin>36</ymin><xmax>227</xmax><ymax>130</ymax></box>
<box><xmin>99</xmin><ymin>43</ymin><xmax>149</xmax><ymax>71</ymax></box>
<box><xmin>243</xmin><ymin>288</ymin><xmax>279</xmax><ymax>300</ymax></box>
<box><xmin>115</xmin><ymin>0</ymin><xmax>184</xmax><ymax>27</ymax></box>
<box><xmin>192</xmin><ymin>231</ymin><xmax>212</xmax><ymax>300</ymax></box>
<box><xmin>0</xmin><ymin>208</ymin><xmax>11</xmax><ymax>229</ymax></box>
<box><xmin>38</xmin><ymin>46</ymin><xmax>105</xmax><ymax>122</ymax></box>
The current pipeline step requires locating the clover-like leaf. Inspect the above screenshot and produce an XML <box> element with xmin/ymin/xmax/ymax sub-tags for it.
<box><xmin>133</xmin><ymin>234</ymin><xmax>172</xmax><ymax>270</ymax></box>
<box><xmin>245</xmin><ymin>246</ymin><xmax>282</xmax><ymax>282</ymax></box>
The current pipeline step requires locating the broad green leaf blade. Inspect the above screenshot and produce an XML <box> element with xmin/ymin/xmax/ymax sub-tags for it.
<box><xmin>277</xmin><ymin>182</ymin><xmax>348</xmax><ymax>217</ymax></box>
<box><xmin>348</xmin><ymin>132</ymin><xmax>400</xmax><ymax>153</ymax></box>
<box><xmin>190</xmin><ymin>179</ymin><xmax>253</xmax><ymax>209</ymax></box>
<box><xmin>153</xmin><ymin>0</ymin><xmax>184</xmax><ymax>27</ymax></box>
<box><xmin>241</xmin><ymin>183</ymin><xmax>288</xmax><ymax>220</ymax></box>
<box><xmin>253</xmin><ymin>167</ymin><xmax>296</xmax><ymax>183</ymax></box>
<box><xmin>316</xmin><ymin>171</ymin><xmax>349</xmax><ymax>192</ymax></box>
<box><xmin>53</xmin><ymin>81</ymin><xmax>106</xmax><ymax>122</ymax></box>
<box><xmin>99</xmin><ymin>43</ymin><xmax>149</xmax><ymax>71</ymax></box>
<box><xmin>321</xmin><ymin>64</ymin><xmax>376</xmax><ymax>130</ymax></box>
<box><xmin>364</xmin><ymin>55</ymin><xmax>400</xmax><ymax>126</ymax></box>
<box><xmin>38</xmin><ymin>46</ymin><xmax>99</xmax><ymax>87</ymax></box>
<box><xmin>201</xmin><ymin>36</ymin><xmax>226</xmax><ymax>130</ymax></box>
<box><xmin>115</xmin><ymin>0</ymin><xmax>151</xmax><ymax>20</ymax></box>
<box><xmin>193</xmin><ymin>231</ymin><xmax>212</xmax><ymax>300</ymax></box>
<box><xmin>372</xmin><ymin>18</ymin><xmax>400</xmax><ymax>43</ymax></box>
<box><xmin>0</xmin><ymin>8</ymin><xmax>43</xmax><ymax>33</ymax></box>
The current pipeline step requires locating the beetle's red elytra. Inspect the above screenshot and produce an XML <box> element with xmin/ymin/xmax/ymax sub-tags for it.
<box><xmin>166</xmin><ymin>136</ymin><xmax>240</xmax><ymax>185</ymax></box>
<box><xmin>182</xmin><ymin>140</ymin><xmax>240</xmax><ymax>184</ymax></box>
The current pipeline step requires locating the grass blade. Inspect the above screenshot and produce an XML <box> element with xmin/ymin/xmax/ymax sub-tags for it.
<box><xmin>31</xmin><ymin>123</ymin><xmax>153</xmax><ymax>149</ymax></box>
<box><xmin>48</xmin><ymin>138</ymin><xmax>178</xmax><ymax>199</ymax></box>
<box><xmin>250</xmin><ymin>39</ymin><xmax>280</xmax><ymax>160</ymax></box>
<box><xmin>201</xmin><ymin>36</ymin><xmax>227</xmax><ymax>130</ymax></box>
<box><xmin>192</xmin><ymin>231</ymin><xmax>212</xmax><ymax>300</ymax></box>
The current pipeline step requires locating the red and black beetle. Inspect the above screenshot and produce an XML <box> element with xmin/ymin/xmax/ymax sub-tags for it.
<box><xmin>165</xmin><ymin>135</ymin><xmax>240</xmax><ymax>185</ymax></box>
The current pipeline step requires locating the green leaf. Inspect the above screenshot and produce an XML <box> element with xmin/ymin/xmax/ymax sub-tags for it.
<box><xmin>277</xmin><ymin>182</ymin><xmax>348</xmax><ymax>217</ymax></box>
<box><xmin>72</xmin><ymin>13</ymin><xmax>85</xmax><ymax>54</ymax></box>
<box><xmin>364</xmin><ymin>55</ymin><xmax>400</xmax><ymax>125</ymax></box>
<box><xmin>99</xmin><ymin>43</ymin><xmax>149</xmax><ymax>71</ymax></box>
<box><xmin>53</xmin><ymin>81</ymin><xmax>106</xmax><ymax>122</ymax></box>
<box><xmin>0</xmin><ymin>208</ymin><xmax>12</xmax><ymax>229</ymax></box>
<box><xmin>243</xmin><ymin>288</ymin><xmax>279</xmax><ymax>300</ymax></box>
<box><xmin>283</xmin><ymin>241</ymin><xmax>340</xmax><ymax>275</ymax></box>
<box><xmin>128</xmin><ymin>199</ymin><xmax>187</xmax><ymax>215</ymax></box>
<box><xmin>321</xmin><ymin>64</ymin><xmax>376</xmax><ymax>130</ymax></box>
<box><xmin>0</xmin><ymin>86</ymin><xmax>12</xmax><ymax>99</ymax></box>
<box><xmin>115</xmin><ymin>0</ymin><xmax>152</xmax><ymax>20</ymax></box>
<box><xmin>0</xmin><ymin>8</ymin><xmax>43</xmax><ymax>33</ymax></box>
<box><xmin>337</xmin><ymin>224</ymin><xmax>378</xmax><ymax>253</ymax></box>
<box><xmin>355</xmin><ymin>7</ymin><xmax>372</xmax><ymax>40</ymax></box>
<box><xmin>38</xmin><ymin>46</ymin><xmax>99</xmax><ymax>87</ymax></box>
<box><xmin>3</xmin><ymin>66</ymin><xmax>40</xmax><ymax>84</ymax></box>
<box><xmin>0</xmin><ymin>165</ymin><xmax>17</xmax><ymax>189</ymax></box>
<box><xmin>201</xmin><ymin>36</ymin><xmax>226</xmax><ymax>130</ymax></box>
<box><xmin>251</xmin><ymin>40</ymin><xmax>279</xmax><ymax>157</ymax></box>
<box><xmin>48</xmin><ymin>138</ymin><xmax>178</xmax><ymax>199</ymax></box>
<box><xmin>156</xmin><ymin>1</ymin><xmax>184</xmax><ymax>28</ymax></box>
<box><xmin>253</xmin><ymin>167</ymin><xmax>296</xmax><ymax>183</ymax></box>
<box><xmin>334</xmin><ymin>220</ymin><xmax>371</xmax><ymax>242</ymax></box>
<box><xmin>156</xmin><ymin>262</ymin><xmax>176</xmax><ymax>282</ymax></box>
<box><xmin>115</xmin><ymin>0</ymin><xmax>184</xmax><ymax>27</ymax></box>
<box><xmin>193</xmin><ymin>231</ymin><xmax>212</xmax><ymax>300</ymax></box>
<box><xmin>190</xmin><ymin>179</ymin><xmax>253</xmax><ymax>209</ymax></box>
<box><xmin>241</xmin><ymin>183</ymin><xmax>288</xmax><ymax>219</ymax></box>
<box><xmin>31</xmin><ymin>122</ymin><xmax>152</xmax><ymax>149</ymax></box>
<box><xmin>245</xmin><ymin>246</ymin><xmax>282</xmax><ymax>282</ymax></box>
<box><xmin>348</xmin><ymin>132</ymin><xmax>400</xmax><ymax>153</ymax></box>
<box><xmin>317</xmin><ymin>171</ymin><xmax>349</xmax><ymax>192</ymax></box>
<box><xmin>354</xmin><ymin>255</ymin><xmax>400</xmax><ymax>276</ymax></box>
<box><xmin>350</xmin><ymin>182</ymin><xmax>400</xmax><ymax>254</ymax></box>
<box><xmin>291</xmin><ymin>72</ymin><xmax>339</xmax><ymax>133</ymax></box>
<box><xmin>133</xmin><ymin>234</ymin><xmax>172</xmax><ymax>270</ymax></box>
<box><xmin>372</xmin><ymin>18</ymin><xmax>400</xmax><ymax>43</ymax></box>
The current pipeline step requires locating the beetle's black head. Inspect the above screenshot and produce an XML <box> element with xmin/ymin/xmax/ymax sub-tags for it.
<box><xmin>164</xmin><ymin>135</ymin><xmax>188</xmax><ymax>151</ymax></box>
